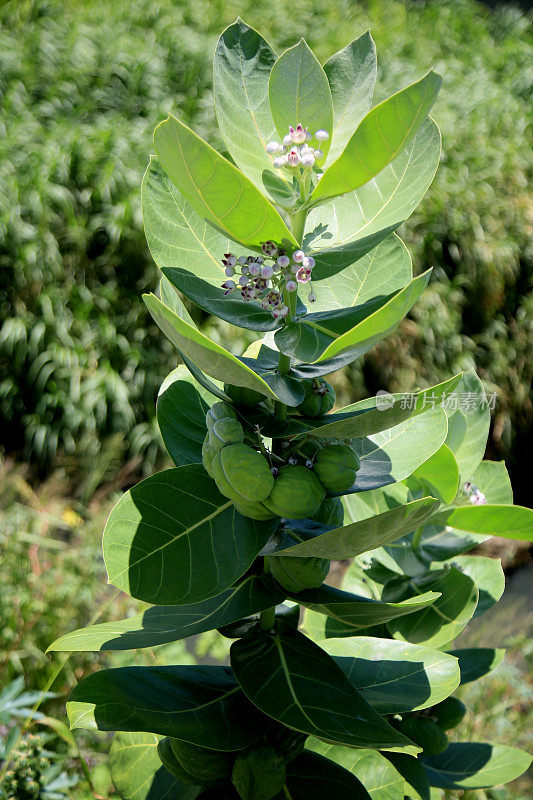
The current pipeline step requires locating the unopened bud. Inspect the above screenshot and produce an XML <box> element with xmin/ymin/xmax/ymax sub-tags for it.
<box><xmin>266</xmin><ymin>141</ymin><xmax>281</xmax><ymax>154</ymax></box>
<box><xmin>305</xmin><ymin>460</ymin><xmax>314</xmax><ymax>468</ymax></box>
<box><xmin>292</xmin><ymin>250</ymin><xmax>305</xmax><ymax>263</ymax></box>
<box><xmin>277</xmin><ymin>254</ymin><xmax>290</xmax><ymax>268</ymax></box>
<box><xmin>301</xmin><ymin>153</ymin><xmax>315</xmax><ymax>167</ymax></box>
<box><xmin>286</xmin><ymin>280</ymin><xmax>297</xmax><ymax>292</ymax></box>
<box><xmin>315</xmin><ymin>129</ymin><xmax>329</xmax><ymax>141</ymax></box>
<box><xmin>238</xmin><ymin>256</ymin><xmax>248</xmax><ymax>266</ymax></box>
<box><xmin>261</xmin><ymin>265</ymin><xmax>274</xmax><ymax>279</ymax></box>
<box><xmin>314</xmin><ymin>149</ymin><xmax>324</xmax><ymax>160</ymax></box>
<box><xmin>273</xmin><ymin>155</ymin><xmax>287</xmax><ymax>169</ymax></box>
<box><xmin>225</xmin><ymin>266</ymin><xmax>235</xmax><ymax>277</ymax></box>
<box><xmin>302</xmin><ymin>256</ymin><xmax>315</xmax><ymax>269</ymax></box>
<box><xmin>283</xmin><ymin>133</ymin><xmax>292</xmax><ymax>147</ymax></box>
<box><xmin>239</xmin><ymin>275</ymin><xmax>249</xmax><ymax>286</ymax></box>
<box><xmin>249</xmin><ymin>262</ymin><xmax>261</xmax><ymax>276</ymax></box>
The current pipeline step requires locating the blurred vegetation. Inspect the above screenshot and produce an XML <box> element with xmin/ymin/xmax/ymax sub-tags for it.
<box><xmin>0</xmin><ymin>0</ymin><xmax>531</xmax><ymax>501</ymax></box>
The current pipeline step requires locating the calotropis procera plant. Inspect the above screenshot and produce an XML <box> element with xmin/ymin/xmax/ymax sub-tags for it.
<box><xmin>49</xmin><ymin>21</ymin><xmax>533</xmax><ymax>800</ymax></box>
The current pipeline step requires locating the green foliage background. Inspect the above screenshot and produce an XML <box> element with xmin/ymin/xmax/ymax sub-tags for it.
<box><xmin>0</xmin><ymin>0</ymin><xmax>531</xmax><ymax>502</ymax></box>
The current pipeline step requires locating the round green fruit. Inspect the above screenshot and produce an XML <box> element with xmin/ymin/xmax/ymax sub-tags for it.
<box><xmin>314</xmin><ymin>444</ymin><xmax>360</xmax><ymax>493</ymax></box>
<box><xmin>212</xmin><ymin>444</ymin><xmax>274</xmax><ymax>503</ymax></box>
<box><xmin>432</xmin><ymin>697</ymin><xmax>467</xmax><ymax>730</ymax></box>
<box><xmin>169</xmin><ymin>738</ymin><xmax>233</xmax><ymax>786</ymax></box>
<box><xmin>206</xmin><ymin>401</ymin><xmax>237</xmax><ymax>430</ymax></box>
<box><xmin>232</xmin><ymin>745</ymin><xmax>286</xmax><ymax>800</ymax></box>
<box><xmin>224</xmin><ymin>383</ymin><xmax>266</xmax><ymax>407</ymax></box>
<box><xmin>202</xmin><ymin>435</ymin><xmax>217</xmax><ymax>478</ymax></box>
<box><xmin>397</xmin><ymin>716</ymin><xmax>449</xmax><ymax>757</ymax></box>
<box><xmin>269</xmin><ymin>554</ymin><xmax>330</xmax><ymax>593</ymax></box>
<box><xmin>263</xmin><ymin>465</ymin><xmax>325</xmax><ymax>519</ymax></box>
<box><xmin>311</xmin><ymin>496</ymin><xmax>344</xmax><ymax>528</ymax></box>
<box><xmin>296</xmin><ymin>378</ymin><xmax>335</xmax><ymax>418</ymax></box>
<box><xmin>233</xmin><ymin>498</ymin><xmax>278</xmax><ymax>521</ymax></box>
<box><xmin>209</xmin><ymin>417</ymin><xmax>244</xmax><ymax>452</ymax></box>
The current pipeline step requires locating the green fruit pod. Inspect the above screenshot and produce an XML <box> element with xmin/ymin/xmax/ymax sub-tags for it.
<box><xmin>202</xmin><ymin>434</ymin><xmax>217</xmax><ymax>478</ymax></box>
<box><xmin>209</xmin><ymin>417</ymin><xmax>244</xmax><ymax>452</ymax></box>
<box><xmin>233</xmin><ymin>498</ymin><xmax>278</xmax><ymax>521</ymax></box>
<box><xmin>212</xmin><ymin>443</ymin><xmax>274</xmax><ymax>503</ymax></box>
<box><xmin>231</xmin><ymin>745</ymin><xmax>286</xmax><ymax>800</ymax></box>
<box><xmin>206</xmin><ymin>401</ymin><xmax>238</xmax><ymax>431</ymax></box>
<box><xmin>224</xmin><ymin>383</ymin><xmax>266</xmax><ymax>407</ymax></box>
<box><xmin>295</xmin><ymin>378</ymin><xmax>335</xmax><ymax>418</ymax></box>
<box><xmin>157</xmin><ymin>738</ymin><xmax>202</xmax><ymax>786</ymax></box>
<box><xmin>314</xmin><ymin>444</ymin><xmax>360</xmax><ymax>493</ymax></box>
<box><xmin>311</xmin><ymin>496</ymin><xmax>345</xmax><ymax>528</ymax></box>
<box><xmin>432</xmin><ymin>696</ymin><xmax>467</xmax><ymax>729</ymax></box>
<box><xmin>263</xmin><ymin>465</ymin><xmax>325</xmax><ymax>519</ymax></box>
<box><xmin>396</xmin><ymin>716</ymin><xmax>449</xmax><ymax>757</ymax></box>
<box><xmin>269</xmin><ymin>554</ymin><xmax>330</xmax><ymax>593</ymax></box>
<box><xmin>169</xmin><ymin>738</ymin><xmax>233</xmax><ymax>786</ymax></box>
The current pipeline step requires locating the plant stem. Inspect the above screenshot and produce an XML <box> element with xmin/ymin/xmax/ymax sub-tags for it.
<box><xmin>259</xmin><ymin>560</ymin><xmax>276</xmax><ymax>631</ymax></box>
<box><xmin>411</xmin><ymin>525</ymin><xmax>423</xmax><ymax>551</ymax></box>
<box><xmin>283</xmin><ymin>786</ymin><xmax>294</xmax><ymax>800</ymax></box>
<box><xmin>289</xmin><ymin>206</ymin><xmax>307</xmax><ymax>247</ymax></box>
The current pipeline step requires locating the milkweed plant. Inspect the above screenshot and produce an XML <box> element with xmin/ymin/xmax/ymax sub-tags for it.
<box><xmin>49</xmin><ymin>21</ymin><xmax>533</xmax><ymax>800</ymax></box>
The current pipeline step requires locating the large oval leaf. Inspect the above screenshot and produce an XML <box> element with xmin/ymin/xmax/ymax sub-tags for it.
<box><xmin>423</xmin><ymin>743</ymin><xmax>532</xmax><ymax>790</ymax></box>
<box><xmin>48</xmin><ymin>575</ymin><xmax>284</xmax><ymax>652</ymax></box>
<box><xmin>272</xmin><ymin>498</ymin><xmax>439</xmax><ymax>559</ymax></box>
<box><xmin>308</xmin><ymin>71</ymin><xmax>442</xmax><ymax>206</ymax></box>
<box><xmin>307</xmin><ymin>742</ymin><xmax>404</xmax><ymax>800</ymax></box>
<box><xmin>444</xmin><ymin>371</ymin><xmax>490</xmax><ymax>483</ymax></box>
<box><xmin>447</xmin><ymin>648</ymin><xmax>505</xmax><ymax>685</ymax></box>
<box><xmin>231</xmin><ymin>623</ymin><xmax>415</xmax><ymax>751</ymax></box>
<box><xmin>450</xmin><ymin>555</ymin><xmax>505</xmax><ymax>617</ymax></box>
<box><xmin>157</xmin><ymin>366</ymin><xmax>213</xmax><ymax>466</ymax></box>
<box><xmin>269</xmin><ymin>40</ymin><xmax>333</xmax><ymax>160</ymax></box>
<box><xmin>434</xmin><ymin>504</ymin><xmax>533</xmax><ymax>543</ymax></box>
<box><xmin>103</xmin><ymin>465</ymin><xmax>276</xmax><ymax>605</ymax></box>
<box><xmin>214</xmin><ymin>20</ymin><xmax>278</xmax><ymax>190</ymax></box>
<box><xmin>153</xmin><ymin>114</ymin><xmax>296</xmax><ymax>250</ymax></box>
<box><xmin>68</xmin><ymin>665</ymin><xmax>265</xmax><ymax>750</ymax></box>
<box><xmin>109</xmin><ymin>732</ymin><xmax>201</xmax><ymax>800</ymax></box>
<box><xmin>275</xmin><ymin>270</ymin><xmax>430</xmax><ymax>366</ymax></box>
<box><xmin>284</xmin><ymin>750</ymin><xmax>373</xmax><ymax>798</ymax></box>
<box><xmin>384</xmin><ymin>567</ymin><xmax>479</xmax><ymax>648</ymax></box>
<box><xmin>410</xmin><ymin>444</ymin><xmax>459</xmax><ymax>504</ymax></box>
<box><xmin>307</xmin><ymin>118</ymin><xmax>441</xmax><ymax>281</ymax></box>
<box><xmin>321</xmin><ymin>637</ymin><xmax>460</xmax><ymax>713</ymax></box>
<box><xmin>144</xmin><ymin>293</ymin><xmax>279</xmax><ymax>401</ymax></box>
<box><xmin>323</xmin><ymin>31</ymin><xmax>377</xmax><ymax>166</ymax></box>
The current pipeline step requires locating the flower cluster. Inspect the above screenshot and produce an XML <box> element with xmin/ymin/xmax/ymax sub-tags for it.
<box><xmin>221</xmin><ymin>241</ymin><xmax>317</xmax><ymax>318</ymax></box>
<box><xmin>266</xmin><ymin>123</ymin><xmax>329</xmax><ymax>172</ymax></box>
<box><xmin>462</xmin><ymin>482</ymin><xmax>487</xmax><ymax>506</ymax></box>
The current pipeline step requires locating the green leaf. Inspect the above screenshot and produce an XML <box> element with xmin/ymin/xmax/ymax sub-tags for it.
<box><xmin>385</xmin><ymin>752</ymin><xmax>430</xmax><ymax>800</ymax></box>
<box><xmin>274</xmin><ymin>498</ymin><xmax>440</xmax><ymax>558</ymax></box>
<box><xmin>348</xmin><ymin>406</ymin><xmax>449</xmax><ymax>495</ymax></box>
<box><xmin>143</xmin><ymin>156</ymin><xmax>244</xmax><ymax>286</ymax></box>
<box><xmin>162</xmin><ymin>268</ymin><xmax>282</xmax><ymax>331</ymax></box>
<box><xmin>423</xmin><ymin>743</ymin><xmax>532</xmax><ymax>790</ymax></box>
<box><xmin>448</xmin><ymin>555</ymin><xmax>504</xmax><ymax>617</ymax></box>
<box><xmin>287</xmin><ymin>375</ymin><xmax>461</xmax><ymax>443</ymax></box>
<box><xmin>231</xmin><ymin>623</ymin><xmax>415</xmax><ymax>751</ymax></box>
<box><xmin>159</xmin><ymin>275</ymin><xmax>196</xmax><ymax>323</ymax></box>
<box><xmin>214</xmin><ymin>20</ymin><xmax>279</xmax><ymax>191</ymax></box>
<box><xmin>323</xmin><ymin>31</ymin><xmax>377</xmax><ymax>166</ymax></box>
<box><xmin>444</xmin><ymin>371</ymin><xmax>490</xmax><ymax>483</ymax></box>
<box><xmin>384</xmin><ymin>567</ymin><xmax>479</xmax><ymax>648</ymax></box>
<box><xmin>269</xmin><ymin>39</ymin><xmax>333</xmax><ymax>160</ymax></box>
<box><xmin>275</xmin><ymin>270</ymin><xmax>430</xmax><ymax>366</ymax></box>
<box><xmin>307</xmin><ymin>742</ymin><xmax>404</xmax><ymax>800</ymax></box>
<box><xmin>320</xmin><ymin>637</ymin><xmax>460</xmax><ymax>713</ymax></box>
<box><xmin>434</xmin><ymin>504</ymin><xmax>533</xmax><ymax>542</ymax></box>
<box><xmin>310</xmin><ymin>234</ymin><xmax>411</xmax><ymax>314</ymax></box>
<box><xmin>109</xmin><ymin>732</ymin><xmax>201</xmax><ymax>800</ymax></box>
<box><xmin>47</xmin><ymin>575</ymin><xmax>284</xmax><ymax>652</ymax></box>
<box><xmin>296</xmin><ymin>584</ymin><xmax>440</xmax><ymax>640</ymax></box>
<box><xmin>285</xmin><ymin>750</ymin><xmax>373</xmax><ymax>798</ymax></box>
<box><xmin>144</xmin><ymin>293</ymin><xmax>278</xmax><ymax>401</ymax></box>
<box><xmin>308</xmin><ymin>71</ymin><xmax>442</xmax><ymax>206</ymax></box>
<box><xmin>157</xmin><ymin>367</ymin><xmax>212</xmax><ymax>466</ymax></box>
<box><xmin>447</xmin><ymin>648</ymin><xmax>505</xmax><ymax>685</ymax></box>
<box><xmin>103</xmin><ymin>465</ymin><xmax>276</xmax><ymax>605</ymax></box>
<box><xmin>153</xmin><ymin>114</ymin><xmax>296</xmax><ymax>250</ymax></box>
<box><xmin>306</xmin><ymin>118</ymin><xmax>441</xmax><ymax>281</ymax></box>
<box><xmin>68</xmin><ymin>665</ymin><xmax>265</xmax><ymax>750</ymax></box>
<box><xmin>470</xmin><ymin>460</ymin><xmax>513</xmax><ymax>504</ymax></box>
<box><xmin>410</xmin><ymin>444</ymin><xmax>459</xmax><ymax>504</ymax></box>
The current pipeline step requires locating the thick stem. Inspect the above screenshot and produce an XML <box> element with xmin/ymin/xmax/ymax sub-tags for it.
<box><xmin>289</xmin><ymin>206</ymin><xmax>307</xmax><ymax>247</ymax></box>
<box><xmin>411</xmin><ymin>525</ymin><xmax>424</xmax><ymax>551</ymax></box>
<box><xmin>259</xmin><ymin>559</ymin><xmax>276</xmax><ymax>631</ymax></box>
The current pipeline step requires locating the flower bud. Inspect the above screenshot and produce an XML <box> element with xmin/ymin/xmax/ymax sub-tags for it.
<box><xmin>283</xmin><ymin>133</ymin><xmax>292</xmax><ymax>147</ymax></box>
<box><xmin>261</xmin><ymin>265</ymin><xmax>274</xmax><ymax>279</ymax></box>
<box><xmin>222</xmin><ymin>280</ymin><xmax>236</xmax><ymax>294</ymax></box>
<box><xmin>286</xmin><ymin>280</ymin><xmax>297</xmax><ymax>292</ymax></box>
<box><xmin>277</xmin><ymin>255</ymin><xmax>290</xmax><ymax>268</ymax></box>
<box><xmin>239</xmin><ymin>275</ymin><xmax>249</xmax><ymax>286</ymax></box>
<box><xmin>224</xmin><ymin>253</ymin><xmax>237</xmax><ymax>266</ymax></box>
<box><xmin>302</xmin><ymin>256</ymin><xmax>315</xmax><ymax>269</ymax></box>
<box><xmin>273</xmin><ymin>155</ymin><xmax>287</xmax><ymax>169</ymax></box>
<box><xmin>238</xmin><ymin>256</ymin><xmax>248</xmax><ymax>266</ymax></box>
<box><xmin>249</xmin><ymin>262</ymin><xmax>261</xmax><ymax>276</ymax></box>
<box><xmin>301</xmin><ymin>153</ymin><xmax>315</xmax><ymax>167</ymax></box>
<box><xmin>292</xmin><ymin>250</ymin><xmax>305</xmax><ymax>263</ymax></box>
<box><xmin>308</xmin><ymin>290</ymin><xmax>317</xmax><ymax>303</ymax></box>
<box><xmin>314</xmin><ymin>149</ymin><xmax>324</xmax><ymax>160</ymax></box>
<box><xmin>287</xmin><ymin>148</ymin><xmax>301</xmax><ymax>166</ymax></box>
<box><xmin>225</xmin><ymin>266</ymin><xmax>235</xmax><ymax>277</ymax></box>
<box><xmin>266</xmin><ymin>141</ymin><xmax>281</xmax><ymax>154</ymax></box>
<box><xmin>315</xmin><ymin>129</ymin><xmax>329</xmax><ymax>141</ymax></box>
